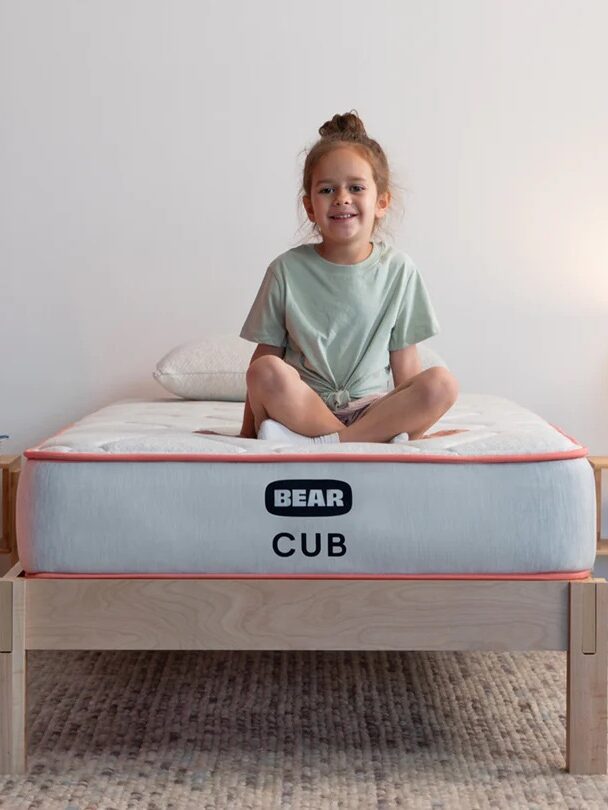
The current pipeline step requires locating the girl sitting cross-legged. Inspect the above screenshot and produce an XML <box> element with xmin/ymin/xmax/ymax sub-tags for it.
<box><xmin>238</xmin><ymin>109</ymin><xmax>460</xmax><ymax>446</ymax></box>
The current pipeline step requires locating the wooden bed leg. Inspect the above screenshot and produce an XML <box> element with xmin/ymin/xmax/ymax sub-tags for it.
<box><xmin>1</xmin><ymin>456</ymin><xmax>21</xmax><ymax>560</ymax></box>
<box><xmin>0</xmin><ymin>574</ymin><xmax>26</xmax><ymax>774</ymax></box>
<box><xmin>567</xmin><ymin>579</ymin><xmax>608</xmax><ymax>774</ymax></box>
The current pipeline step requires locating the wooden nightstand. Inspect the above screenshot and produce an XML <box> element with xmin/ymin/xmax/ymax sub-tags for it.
<box><xmin>0</xmin><ymin>455</ymin><xmax>21</xmax><ymax>565</ymax></box>
<box><xmin>589</xmin><ymin>457</ymin><xmax>608</xmax><ymax>556</ymax></box>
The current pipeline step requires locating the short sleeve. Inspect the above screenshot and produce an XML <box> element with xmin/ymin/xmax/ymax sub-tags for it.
<box><xmin>239</xmin><ymin>265</ymin><xmax>287</xmax><ymax>348</ymax></box>
<box><xmin>388</xmin><ymin>264</ymin><xmax>440</xmax><ymax>351</ymax></box>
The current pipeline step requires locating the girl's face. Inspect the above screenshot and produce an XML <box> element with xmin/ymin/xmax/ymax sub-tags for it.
<box><xmin>303</xmin><ymin>147</ymin><xmax>390</xmax><ymax>246</ymax></box>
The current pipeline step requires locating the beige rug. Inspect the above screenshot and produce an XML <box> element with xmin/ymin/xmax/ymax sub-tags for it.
<box><xmin>1</xmin><ymin>649</ymin><xmax>607</xmax><ymax>808</ymax></box>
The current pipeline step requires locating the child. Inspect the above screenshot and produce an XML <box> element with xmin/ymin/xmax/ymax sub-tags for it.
<box><xmin>239</xmin><ymin>110</ymin><xmax>459</xmax><ymax>445</ymax></box>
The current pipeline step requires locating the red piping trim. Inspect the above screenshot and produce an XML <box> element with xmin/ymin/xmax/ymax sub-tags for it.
<box><xmin>23</xmin><ymin>446</ymin><xmax>588</xmax><ymax>463</ymax></box>
<box><xmin>24</xmin><ymin>569</ymin><xmax>592</xmax><ymax>580</ymax></box>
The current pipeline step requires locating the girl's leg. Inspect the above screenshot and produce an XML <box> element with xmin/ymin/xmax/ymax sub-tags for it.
<box><xmin>246</xmin><ymin>356</ymin><xmax>345</xmax><ymax>436</ymax></box>
<box><xmin>338</xmin><ymin>367</ymin><xmax>458</xmax><ymax>443</ymax></box>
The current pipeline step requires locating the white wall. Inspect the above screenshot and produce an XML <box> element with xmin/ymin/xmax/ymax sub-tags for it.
<box><xmin>2</xmin><ymin>1</ymin><xmax>607</xmax><ymax>523</ymax></box>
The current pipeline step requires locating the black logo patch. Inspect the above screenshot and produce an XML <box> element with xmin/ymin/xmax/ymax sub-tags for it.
<box><xmin>265</xmin><ymin>479</ymin><xmax>352</xmax><ymax>517</ymax></box>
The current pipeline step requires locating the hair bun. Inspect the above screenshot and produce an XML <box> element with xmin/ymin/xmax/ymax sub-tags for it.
<box><xmin>318</xmin><ymin>110</ymin><xmax>368</xmax><ymax>141</ymax></box>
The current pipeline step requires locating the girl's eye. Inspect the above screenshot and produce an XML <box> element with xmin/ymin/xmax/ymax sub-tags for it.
<box><xmin>319</xmin><ymin>185</ymin><xmax>365</xmax><ymax>194</ymax></box>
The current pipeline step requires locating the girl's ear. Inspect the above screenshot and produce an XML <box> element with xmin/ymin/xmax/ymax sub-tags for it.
<box><xmin>376</xmin><ymin>190</ymin><xmax>391</xmax><ymax>217</ymax></box>
<box><xmin>302</xmin><ymin>195</ymin><xmax>314</xmax><ymax>220</ymax></box>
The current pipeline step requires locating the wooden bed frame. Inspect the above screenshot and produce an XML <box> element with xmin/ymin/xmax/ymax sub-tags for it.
<box><xmin>1</xmin><ymin>455</ymin><xmax>606</xmax><ymax>775</ymax></box>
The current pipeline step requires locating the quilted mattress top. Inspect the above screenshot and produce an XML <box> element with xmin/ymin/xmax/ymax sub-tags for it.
<box><xmin>24</xmin><ymin>394</ymin><xmax>587</xmax><ymax>463</ymax></box>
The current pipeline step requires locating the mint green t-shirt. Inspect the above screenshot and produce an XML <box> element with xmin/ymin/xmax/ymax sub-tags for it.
<box><xmin>239</xmin><ymin>241</ymin><xmax>440</xmax><ymax>410</ymax></box>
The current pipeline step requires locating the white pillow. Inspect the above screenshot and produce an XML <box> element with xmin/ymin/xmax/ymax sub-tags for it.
<box><xmin>153</xmin><ymin>334</ymin><xmax>252</xmax><ymax>401</ymax></box>
<box><xmin>153</xmin><ymin>334</ymin><xmax>447</xmax><ymax>401</ymax></box>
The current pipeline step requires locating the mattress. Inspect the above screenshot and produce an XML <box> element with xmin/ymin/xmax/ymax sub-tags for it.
<box><xmin>16</xmin><ymin>394</ymin><xmax>596</xmax><ymax>578</ymax></box>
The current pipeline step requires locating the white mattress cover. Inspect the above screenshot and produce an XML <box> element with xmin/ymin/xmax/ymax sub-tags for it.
<box><xmin>25</xmin><ymin>393</ymin><xmax>586</xmax><ymax>461</ymax></box>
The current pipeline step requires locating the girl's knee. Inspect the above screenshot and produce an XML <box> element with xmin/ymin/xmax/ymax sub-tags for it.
<box><xmin>246</xmin><ymin>355</ymin><xmax>297</xmax><ymax>390</ymax></box>
<box><xmin>422</xmin><ymin>366</ymin><xmax>459</xmax><ymax>409</ymax></box>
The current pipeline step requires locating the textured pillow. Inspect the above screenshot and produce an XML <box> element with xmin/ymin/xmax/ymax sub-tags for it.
<box><xmin>153</xmin><ymin>334</ymin><xmax>252</xmax><ymax>401</ymax></box>
<box><xmin>153</xmin><ymin>334</ymin><xmax>447</xmax><ymax>401</ymax></box>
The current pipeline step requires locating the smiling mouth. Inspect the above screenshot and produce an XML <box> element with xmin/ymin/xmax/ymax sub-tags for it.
<box><xmin>330</xmin><ymin>214</ymin><xmax>357</xmax><ymax>220</ymax></box>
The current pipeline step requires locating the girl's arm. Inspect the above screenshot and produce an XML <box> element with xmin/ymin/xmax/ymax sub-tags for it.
<box><xmin>389</xmin><ymin>344</ymin><xmax>423</xmax><ymax>388</ymax></box>
<box><xmin>240</xmin><ymin>343</ymin><xmax>286</xmax><ymax>437</ymax></box>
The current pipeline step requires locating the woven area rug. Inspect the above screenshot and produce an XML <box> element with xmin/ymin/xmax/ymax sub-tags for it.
<box><xmin>1</xmin><ymin>650</ymin><xmax>607</xmax><ymax>808</ymax></box>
